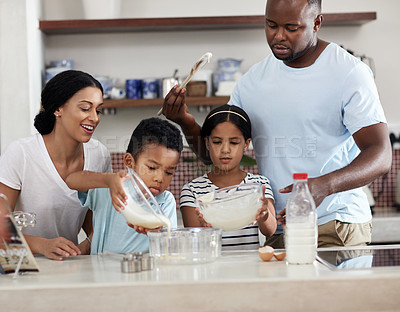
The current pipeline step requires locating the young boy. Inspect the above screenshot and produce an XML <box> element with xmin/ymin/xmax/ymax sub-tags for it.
<box><xmin>66</xmin><ymin>117</ymin><xmax>183</xmax><ymax>254</ymax></box>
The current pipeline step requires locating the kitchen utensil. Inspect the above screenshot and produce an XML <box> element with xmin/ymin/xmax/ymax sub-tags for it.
<box><xmin>120</xmin><ymin>169</ymin><xmax>171</xmax><ymax>231</ymax></box>
<box><xmin>11</xmin><ymin>211</ymin><xmax>36</xmax><ymax>232</ymax></box>
<box><xmin>157</xmin><ymin>52</ymin><xmax>212</xmax><ymax>116</ymax></box>
<box><xmin>148</xmin><ymin>227</ymin><xmax>222</xmax><ymax>264</ymax></box>
<box><xmin>161</xmin><ymin>77</ymin><xmax>180</xmax><ymax>98</ymax></box>
<box><xmin>196</xmin><ymin>183</ymin><xmax>263</xmax><ymax>231</ymax></box>
<box><xmin>180</xmin><ymin>52</ymin><xmax>212</xmax><ymax>89</ymax></box>
<box><xmin>121</xmin><ymin>254</ymin><xmax>142</xmax><ymax>273</ymax></box>
<box><xmin>141</xmin><ymin>254</ymin><xmax>154</xmax><ymax>270</ymax></box>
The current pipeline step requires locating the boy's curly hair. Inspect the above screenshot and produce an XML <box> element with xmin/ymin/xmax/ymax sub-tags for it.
<box><xmin>126</xmin><ymin>117</ymin><xmax>183</xmax><ymax>160</ymax></box>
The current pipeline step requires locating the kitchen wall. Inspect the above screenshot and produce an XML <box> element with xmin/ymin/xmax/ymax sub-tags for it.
<box><xmin>1</xmin><ymin>0</ymin><xmax>399</xmax><ymax>153</ymax></box>
<box><xmin>0</xmin><ymin>0</ymin><xmax>43</xmax><ymax>153</ymax></box>
<box><xmin>38</xmin><ymin>0</ymin><xmax>400</xmax><ymax>153</ymax></box>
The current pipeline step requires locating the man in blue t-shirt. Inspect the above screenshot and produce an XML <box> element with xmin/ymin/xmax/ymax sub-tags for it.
<box><xmin>159</xmin><ymin>0</ymin><xmax>392</xmax><ymax>248</ymax></box>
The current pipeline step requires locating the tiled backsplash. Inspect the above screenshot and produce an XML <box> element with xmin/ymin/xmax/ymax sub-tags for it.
<box><xmin>111</xmin><ymin>149</ymin><xmax>400</xmax><ymax>213</ymax></box>
<box><xmin>370</xmin><ymin>149</ymin><xmax>400</xmax><ymax>212</ymax></box>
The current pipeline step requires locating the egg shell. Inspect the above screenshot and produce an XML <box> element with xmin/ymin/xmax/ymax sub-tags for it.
<box><xmin>273</xmin><ymin>251</ymin><xmax>286</xmax><ymax>261</ymax></box>
<box><xmin>258</xmin><ymin>246</ymin><xmax>274</xmax><ymax>261</ymax></box>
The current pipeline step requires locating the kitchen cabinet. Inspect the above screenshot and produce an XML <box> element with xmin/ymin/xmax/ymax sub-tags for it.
<box><xmin>39</xmin><ymin>13</ymin><xmax>377</xmax><ymax>109</ymax></box>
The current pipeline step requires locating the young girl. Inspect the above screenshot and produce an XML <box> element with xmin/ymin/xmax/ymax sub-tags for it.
<box><xmin>180</xmin><ymin>104</ymin><xmax>276</xmax><ymax>250</ymax></box>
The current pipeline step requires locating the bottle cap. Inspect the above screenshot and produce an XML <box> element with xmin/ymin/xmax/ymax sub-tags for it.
<box><xmin>293</xmin><ymin>173</ymin><xmax>308</xmax><ymax>180</ymax></box>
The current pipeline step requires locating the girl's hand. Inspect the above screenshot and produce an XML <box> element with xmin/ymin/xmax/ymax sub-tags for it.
<box><xmin>195</xmin><ymin>208</ymin><xmax>212</xmax><ymax>227</ymax></box>
<box><xmin>108</xmin><ymin>170</ymin><xmax>128</xmax><ymax>213</ymax></box>
<box><xmin>41</xmin><ymin>237</ymin><xmax>81</xmax><ymax>261</ymax></box>
<box><xmin>254</xmin><ymin>185</ymin><xmax>270</xmax><ymax>225</ymax></box>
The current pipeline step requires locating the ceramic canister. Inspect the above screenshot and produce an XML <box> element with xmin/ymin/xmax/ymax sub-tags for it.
<box><xmin>126</xmin><ymin>79</ymin><xmax>142</xmax><ymax>99</ymax></box>
<box><xmin>161</xmin><ymin>78</ymin><xmax>179</xmax><ymax>98</ymax></box>
<box><xmin>142</xmin><ymin>78</ymin><xmax>159</xmax><ymax>99</ymax></box>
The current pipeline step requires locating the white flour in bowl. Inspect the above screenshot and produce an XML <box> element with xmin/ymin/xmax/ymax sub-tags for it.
<box><xmin>199</xmin><ymin>191</ymin><xmax>261</xmax><ymax>231</ymax></box>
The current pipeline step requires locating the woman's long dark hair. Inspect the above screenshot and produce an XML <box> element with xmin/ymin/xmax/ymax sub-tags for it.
<box><xmin>34</xmin><ymin>70</ymin><xmax>103</xmax><ymax>135</ymax></box>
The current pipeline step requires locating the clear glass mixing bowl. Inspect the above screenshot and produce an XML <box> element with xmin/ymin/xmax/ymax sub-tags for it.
<box><xmin>196</xmin><ymin>183</ymin><xmax>263</xmax><ymax>231</ymax></box>
<box><xmin>148</xmin><ymin>228</ymin><xmax>222</xmax><ymax>264</ymax></box>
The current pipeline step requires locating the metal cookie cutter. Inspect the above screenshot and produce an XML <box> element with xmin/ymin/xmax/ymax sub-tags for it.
<box><xmin>121</xmin><ymin>253</ymin><xmax>142</xmax><ymax>273</ymax></box>
<box><xmin>141</xmin><ymin>254</ymin><xmax>154</xmax><ymax>271</ymax></box>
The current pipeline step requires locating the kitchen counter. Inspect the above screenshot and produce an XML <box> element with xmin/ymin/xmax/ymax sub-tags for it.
<box><xmin>1</xmin><ymin>246</ymin><xmax>400</xmax><ymax>312</ymax></box>
<box><xmin>372</xmin><ymin>211</ymin><xmax>400</xmax><ymax>243</ymax></box>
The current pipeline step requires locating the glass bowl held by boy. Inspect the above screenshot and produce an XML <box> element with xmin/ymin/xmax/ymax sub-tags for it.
<box><xmin>148</xmin><ymin>227</ymin><xmax>222</xmax><ymax>264</ymax></box>
<box><xmin>196</xmin><ymin>183</ymin><xmax>263</xmax><ymax>231</ymax></box>
<box><xmin>120</xmin><ymin>169</ymin><xmax>171</xmax><ymax>231</ymax></box>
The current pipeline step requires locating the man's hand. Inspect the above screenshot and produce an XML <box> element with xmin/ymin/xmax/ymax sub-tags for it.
<box><xmin>279</xmin><ymin>176</ymin><xmax>330</xmax><ymax>208</ymax></box>
<box><xmin>161</xmin><ymin>86</ymin><xmax>195</xmax><ymax>128</ymax></box>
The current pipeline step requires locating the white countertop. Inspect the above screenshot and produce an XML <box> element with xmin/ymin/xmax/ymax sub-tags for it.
<box><xmin>1</xmin><ymin>246</ymin><xmax>400</xmax><ymax>312</ymax></box>
<box><xmin>372</xmin><ymin>211</ymin><xmax>400</xmax><ymax>243</ymax></box>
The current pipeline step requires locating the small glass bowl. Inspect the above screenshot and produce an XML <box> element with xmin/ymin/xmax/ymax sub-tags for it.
<box><xmin>148</xmin><ymin>228</ymin><xmax>222</xmax><ymax>264</ymax></box>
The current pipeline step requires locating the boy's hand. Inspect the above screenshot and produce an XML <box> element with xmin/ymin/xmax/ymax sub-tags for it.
<box><xmin>127</xmin><ymin>222</ymin><xmax>161</xmax><ymax>235</ymax></box>
<box><xmin>108</xmin><ymin>170</ymin><xmax>128</xmax><ymax>213</ymax></box>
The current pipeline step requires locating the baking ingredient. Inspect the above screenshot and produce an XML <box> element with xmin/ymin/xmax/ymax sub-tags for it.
<box><xmin>285</xmin><ymin>173</ymin><xmax>317</xmax><ymax>264</ymax></box>
<box><xmin>121</xmin><ymin>193</ymin><xmax>171</xmax><ymax>232</ymax></box>
<box><xmin>259</xmin><ymin>246</ymin><xmax>274</xmax><ymax>261</ymax></box>
<box><xmin>273</xmin><ymin>251</ymin><xmax>286</xmax><ymax>261</ymax></box>
<box><xmin>258</xmin><ymin>246</ymin><xmax>286</xmax><ymax>261</ymax></box>
<box><xmin>198</xmin><ymin>190</ymin><xmax>261</xmax><ymax>231</ymax></box>
<box><xmin>285</xmin><ymin>224</ymin><xmax>316</xmax><ymax>263</ymax></box>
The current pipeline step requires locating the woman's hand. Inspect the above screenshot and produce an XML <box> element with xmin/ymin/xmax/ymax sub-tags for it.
<box><xmin>40</xmin><ymin>237</ymin><xmax>82</xmax><ymax>261</ymax></box>
<box><xmin>107</xmin><ymin>170</ymin><xmax>128</xmax><ymax>213</ymax></box>
<box><xmin>77</xmin><ymin>237</ymin><xmax>91</xmax><ymax>255</ymax></box>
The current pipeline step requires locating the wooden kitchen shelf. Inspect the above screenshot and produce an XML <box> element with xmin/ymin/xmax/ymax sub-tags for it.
<box><xmin>39</xmin><ymin>12</ymin><xmax>376</xmax><ymax>34</ymax></box>
<box><xmin>102</xmin><ymin>96</ymin><xmax>230</xmax><ymax>109</ymax></box>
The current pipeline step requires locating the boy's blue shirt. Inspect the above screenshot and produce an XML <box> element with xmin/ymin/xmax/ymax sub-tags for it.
<box><xmin>78</xmin><ymin>188</ymin><xmax>177</xmax><ymax>255</ymax></box>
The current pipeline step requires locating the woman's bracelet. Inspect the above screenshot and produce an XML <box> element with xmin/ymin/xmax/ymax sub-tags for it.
<box><xmin>86</xmin><ymin>236</ymin><xmax>91</xmax><ymax>245</ymax></box>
